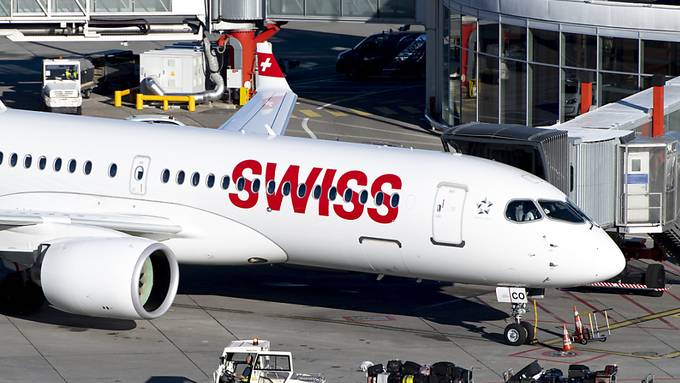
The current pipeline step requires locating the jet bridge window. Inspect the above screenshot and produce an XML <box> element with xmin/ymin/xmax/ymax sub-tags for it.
<box><xmin>24</xmin><ymin>155</ymin><xmax>32</xmax><ymax>169</ymax></box>
<box><xmin>55</xmin><ymin>158</ymin><xmax>63</xmax><ymax>172</ymax></box>
<box><xmin>38</xmin><ymin>156</ymin><xmax>46</xmax><ymax>170</ymax></box>
<box><xmin>537</xmin><ymin>200</ymin><xmax>585</xmax><ymax>223</ymax></box>
<box><xmin>161</xmin><ymin>169</ymin><xmax>170</xmax><ymax>183</ymax></box>
<box><xmin>505</xmin><ymin>200</ymin><xmax>542</xmax><ymax>223</ymax></box>
<box><xmin>10</xmin><ymin>153</ymin><xmax>17</xmax><ymax>167</ymax></box>
<box><xmin>206</xmin><ymin>174</ymin><xmax>215</xmax><ymax>188</ymax></box>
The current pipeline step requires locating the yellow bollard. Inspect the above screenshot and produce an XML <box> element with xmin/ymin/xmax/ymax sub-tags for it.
<box><xmin>239</xmin><ymin>87</ymin><xmax>249</xmax><ymax>106</ymax></box>
<box><xmin>188</xmin><ymin>96</ymin><xmax>196</xmax><ymax>112</ymax></box>
<box><xmin>163</xmin><ymin>99</ymin><xmax>169</xmax><ymax>111</ymax></box>
<box><xmin>136</xmin><ymin>93</ymin><xmax>144</xmax><ymax>110</ymax></box>
<box><xmin>114</xmin><ymin>89</ymin><xmax>131</xmax><ymax>107</ymax></box>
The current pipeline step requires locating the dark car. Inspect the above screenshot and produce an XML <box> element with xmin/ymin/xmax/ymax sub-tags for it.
<box><xmin>336</xmin><ymin>31</ymin><xmax>421</xmax><ymax>78</ymax></box>
<box><xmin>388</xmin><ymin>33</ymin><xmax>426</xmax><ymax>76</ymax></box>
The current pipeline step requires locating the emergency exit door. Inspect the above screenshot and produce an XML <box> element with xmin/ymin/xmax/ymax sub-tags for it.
<box><xmin>625</xmin><ymin>152</ymin><xmax>650</xmax><ymax>223</ymax></box>
<box><xmin>130</xmin><ymin>155</ymin><xmax>151</xmax><ymax>195</ymax></box>
<box><xmin>432</xmin><ymin>184</ymin><xmax>467</xmax><ymax>246</ymax></box>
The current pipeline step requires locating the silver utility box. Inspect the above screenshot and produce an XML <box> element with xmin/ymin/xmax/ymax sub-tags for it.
<box><xmin>139</xmin><ymin>48</ymin><xmax>205</xmax><ymax>94</ymax></box>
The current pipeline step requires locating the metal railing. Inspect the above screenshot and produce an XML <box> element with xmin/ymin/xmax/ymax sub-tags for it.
<box><xmin>0</xmin><ymin>0</ymin><xmax>173</xmax><ymax>18</ymax></box>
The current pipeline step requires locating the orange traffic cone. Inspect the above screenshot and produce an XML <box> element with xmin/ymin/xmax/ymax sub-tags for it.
<box><xmin>573</xmin><ymin>305</ymin><xmax>584</xmax><ymax>338</ymax></box>
<box><xmin>562</xmin><ymin>324</ymin><xmax>573</xmax><ymax>352</ymax></box>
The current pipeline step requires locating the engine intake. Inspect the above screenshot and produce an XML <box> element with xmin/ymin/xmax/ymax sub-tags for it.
<box><xmin>37</xmin><ymin>237</ymin><xmax>179</xmax><ymax>320</ymax></box>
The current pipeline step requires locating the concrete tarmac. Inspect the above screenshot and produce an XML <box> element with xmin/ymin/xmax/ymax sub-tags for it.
<box><xmin>0</xmin><ymin>22</ymin><xmax>679</xmax><ymax>383</ymax></box>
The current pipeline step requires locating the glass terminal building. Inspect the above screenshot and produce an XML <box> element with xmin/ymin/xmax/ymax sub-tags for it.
<box><xmin>429</xmin><ymin>0</ymin><xmax>680</xmax><ymax>129</ymax></box>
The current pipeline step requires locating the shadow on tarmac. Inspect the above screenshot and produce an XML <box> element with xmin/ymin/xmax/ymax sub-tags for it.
<box><xmin>178</xmin><ymin>264</ymin><xmax>508</xmax><ymax>335</ymax></box>
<box><xmin>145</xmin><ymin>377</ymin><xmax>197</xmax><ymax>383</ymax></box>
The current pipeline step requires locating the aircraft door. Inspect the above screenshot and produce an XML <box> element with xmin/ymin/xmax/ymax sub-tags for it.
<box><xmin>130</xmin><ymin>155</ymin><xmax>151</xmax><ymax>195</ymax></box>
<box><xmin>625</xmin><ymin>152</ymin><xmax>650</xmax><ymax>222</ymax></box>
<box><xmin>432</xmin><ymin>184</ymin><xmax>467</xmax><ymax>246</ymax></box>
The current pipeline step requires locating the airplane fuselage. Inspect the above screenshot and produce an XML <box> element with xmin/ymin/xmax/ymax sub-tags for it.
<box><xmin>0</xmin><ymin>108</ymin><xmax>624</xmax><ymax>288</ymax></box>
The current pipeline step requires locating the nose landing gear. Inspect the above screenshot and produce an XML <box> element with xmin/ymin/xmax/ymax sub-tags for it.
<box><xmin>497</xmin><ymin>287</ymin><xmax>538</xmax><ymax>346</ymax></box>
<box><xmin>503</xmin><ymin>303</ymin><xmax>536</xmax><ymax>346</ymax></box>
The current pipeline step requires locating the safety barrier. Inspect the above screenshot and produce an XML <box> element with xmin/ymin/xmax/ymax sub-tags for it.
<box><xmin>135</xmin><ymin>94</ymin><xmax>196</xmax><ymax>112</ymax></box>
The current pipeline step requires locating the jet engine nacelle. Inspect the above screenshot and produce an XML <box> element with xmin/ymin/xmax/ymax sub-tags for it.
<box><xmin>37</xmin><ymin>237</ymin><xmax>179</xmax><ymax>320</ymax></box>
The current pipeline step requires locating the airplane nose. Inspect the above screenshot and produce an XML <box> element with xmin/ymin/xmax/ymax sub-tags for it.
<box><xmin>594</xmin><ymin>236</ymin><xmax>626</xmax><ymax>282</ymax></box>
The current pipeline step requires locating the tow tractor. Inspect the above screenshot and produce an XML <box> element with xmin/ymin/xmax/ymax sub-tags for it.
<box><xmin>213</xmin><ymin>338</ymin><xmax>326</xmax><ymax>383</ymax></box>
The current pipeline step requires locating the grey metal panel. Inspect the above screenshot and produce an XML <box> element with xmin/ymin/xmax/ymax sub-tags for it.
<box><xmin>220</xmin><ymin>0</ymin><xmax>263</xmax><ymax>20</ymax></box>
<box><xmin>451</xmin><ymin>0</ymin><xmax>680</xmax><ymax>34</ymax></box>
<box><xmin>571</xmin><ymin>138</ymin><xmax>618</xmax><ymax>228</ymax></box>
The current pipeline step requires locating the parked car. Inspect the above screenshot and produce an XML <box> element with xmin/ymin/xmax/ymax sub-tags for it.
<box><xmin>336</xmin><ymin>30</ymin><xmax>422</xmax><ymax>78</ymax></box>
<box><xmin>388</xmin><ymin>33</ymin><xmax>426</xmax><ymax>76</ymax></box>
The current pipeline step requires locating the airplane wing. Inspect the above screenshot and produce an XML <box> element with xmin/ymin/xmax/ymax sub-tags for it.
<box><xmin>218</xmin><ymin>42</ymin><xmax>297</xmax><ymax>137</ymax></box>
<box><xmin>0</xmin><ymin>210</ymin><xmax>181</xmax><ymax>235</ymax></box>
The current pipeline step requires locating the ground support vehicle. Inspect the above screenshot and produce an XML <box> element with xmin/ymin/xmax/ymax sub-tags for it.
<box><xmin>213</xmin><ymin>339</ymin><xmax>326</xmax><ymax>383</ymax></box>
<box><xmin>42</xmin><ymin>58</ymin><xmax>94</xmax><ymax>114</ymax></box>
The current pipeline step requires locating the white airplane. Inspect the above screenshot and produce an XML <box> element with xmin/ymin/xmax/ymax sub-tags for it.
<box><xmin>0</xmin><ymin>42</ymin><xmax>624</xmax><ymax>346</ymax></box>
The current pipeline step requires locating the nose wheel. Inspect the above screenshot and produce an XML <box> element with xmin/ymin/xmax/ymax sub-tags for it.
<box><xmin>503</xmin><ymin>302</ymin><xmax>536</xmax><ymax>346</ymax></box>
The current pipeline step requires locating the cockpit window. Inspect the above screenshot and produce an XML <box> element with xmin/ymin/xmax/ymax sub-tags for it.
<box><xmin>538</xmin><ymin>200</ymin><xmax>585</xmax><ymax>223</ymax></box>
<box><xmin>506</xmin><ymin>200</ymin><xmax>542</xmax><ymax>223</ymax></box>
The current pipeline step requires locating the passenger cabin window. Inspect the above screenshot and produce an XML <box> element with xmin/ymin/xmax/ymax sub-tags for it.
<box><xmin>538</xmin><ymin>200</ymin><xmax>585</xmax><ymax>223</ymax></box>
<box><xmin>38</xmin><ymin>156</ymin><xmax>46</xmax><ymax>170</ymax></box>
<box><xmin>506</xmin><ymin>200</ymin><xmax>542</xmax><ymax>223</ymax></box>
<box><xmin>313</xmin><ymin>185</ymin><xmax>322</xmax><ymax>199</ymax></box>
<box><xmin>24</xmin><ymin>155</ymin><xmax>32</xmax><ymax>169</ymax></box>
<box><xmin>161</xmin><ymin>169</ymin><xmax>170</xmax><ymax>183</ymax></box>
<box><xmin>55</xmin><ymin>158</ymin><xmax>63</xmax><ymax>172</ymax></box>
<box><xmin>221</xmin><ymin>176</ymin><xmax>230</xmax><ymax>190</ymax></box>
<box><xmin>329</xmin><ymin>186</ymin><xmax>338</xmax><ymax>201</ymax></box>
<box><xmin>375</xmin><ymin>191</ymin><xmax>384</xmax><ymax>206</ymax></box>
<box><xmin>343</xmin><ymin>188</ymin><xmax>353</xmax><ymax>203</ymax></box>
<box><xmin>266</xmin><ymin>180</ymin><xmax>276</xmax><ymax>195</ymax></box>
<box><xmin>191</xmin><ymin>172</ymin><xmax>200</xmax><ymax>186</ymax></box>
<box><xmin>0</xmin><ymin>151</ymin><xmax>3</xmax><ymax>165</ymax></box>
<box><xmin>282</xmin><ymin>182</ymin><xmax>291</xmax><ymax>196</ymax></box>
<box><xmin>176</xmin><ymin>170</ymin><xmax>185</xmax><ymax>185</ymax></box>
<box><xmin>68</xmin><ymin>159</ymin><xmax>77</xmax><ymax>173</ymax></box>
<box><xmin>206</xmin><ymin>174</ymin><xmax>215</xmax><ymax>188</ymax></box>
<box><xmin>236</xmin><ymin>177</ymin><xmax>245</xmax><ymax>191</ymax></box>
<box><xmin>108</xmin><ymin>163</ymin><xmax>117</xmax><ymax>177</ymax></box>
<box><xmin>10</xmin><ymin>153</ymin><xmax>17</xmax><ymax>167</ymax></box>
<box><xmin>84</xmin><ymin>161</ymin><xmax>92</xmax><ymax>175</ymax></box>
<box><xmin>297</xmin><ymin>184</ymin><xmax>306</xmax><ymax>197</ymax></box>
<box><xmin>390</xmin><ymin>193</ymin><xmax>400</xmax><ymax>208</ymax></box>
<box><xmin>359</xmin><ymin>190</ymin><xmax>369</xmax><ymax>205</ymax></box>
<box><xmin>252</xmin><ymin>179</ymin><xmax>261</xmax><ymax>193</ymax></box>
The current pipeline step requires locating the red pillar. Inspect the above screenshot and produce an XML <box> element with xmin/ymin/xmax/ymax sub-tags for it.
<box><xmin>652</xmin><ymin>74</ymin><xmax>665</xmax><ymax>137</ymax></box>
<box><xmin>580</xmin><ymin>82</ymin><xmax>592</xmax><ymax>115</ymax></box>
<box><xmin>221</xmin><ymin>23</ymin><xmax>282</xmax><ymax>90</ymax></box>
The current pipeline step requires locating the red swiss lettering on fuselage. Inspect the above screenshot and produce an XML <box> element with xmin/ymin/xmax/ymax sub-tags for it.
<box><xmin>228</xmin><ymin>159</ymin><xmax>401</xmax><ymax>224</ymax></box>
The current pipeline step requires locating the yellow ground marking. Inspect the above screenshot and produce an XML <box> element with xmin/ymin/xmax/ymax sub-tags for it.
<box><xmin>350</xmin><ymin>108</ymin><xmax>373</xmax><ymax>117</ymax></box>
<box><xmin>300</xmin><ymin>109</ymin><xmax>322</xmax><ymax>118</ymax></box>
<box><xmin>326</xmin><ymin>110</ymin><xmax>348</xmax><ymax>117</ymax></box>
